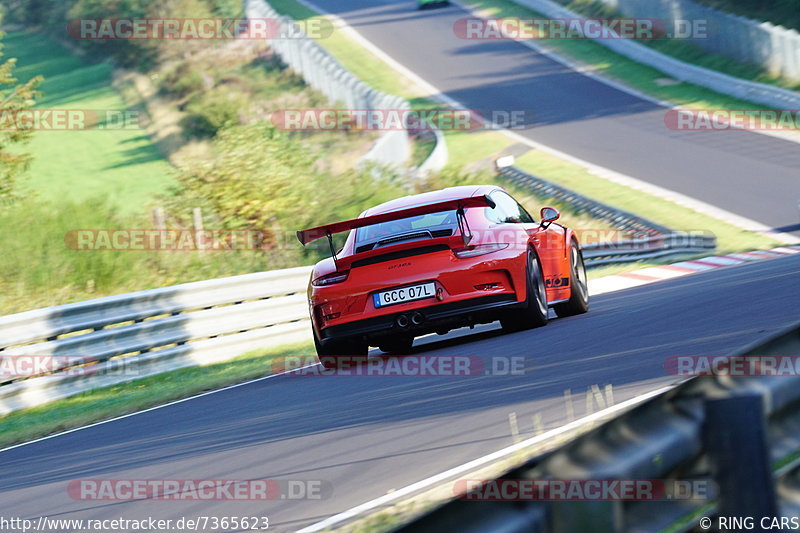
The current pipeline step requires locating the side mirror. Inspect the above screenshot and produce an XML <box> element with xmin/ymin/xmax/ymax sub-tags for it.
<box><xmin>540</xmin><ymin>207</ymin><xmax>560</xmax><ymax>228</ymax></box>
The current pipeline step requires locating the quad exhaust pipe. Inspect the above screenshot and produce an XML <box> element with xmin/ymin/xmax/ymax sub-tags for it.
<box><xmin>396</xmin><ymin>312</ymin><xmax>425</xmax><ymax>329</ymax></box>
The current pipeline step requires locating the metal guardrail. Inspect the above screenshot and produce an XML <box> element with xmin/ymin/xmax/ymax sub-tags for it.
<box><xmin>246</xmin><ymin>0</ymin><xmax>448</xmax><ymax>176</ymax></box>
<box><xmin>500</xmin><ymin>166</ymin><xmax>717</xmax><ymax>265</ymax></box>
<box><xmin>597</xmin><ymin>0</ymin><xmax>800</xmax><ymax>82</ymax></box>
<box><xmin>500</xmin><ymin>166</ymin><xmax>672</xmax><ymax>235</ymax></box>
<box><xmin>0</xmin><ymin>267</ymin><xmax>313</xmax><ymax>415</ymax></box>
<box><xmin>397</xmin><ymin>321</ymin><xmax>800</xmax><ymax>533</ymax></box>
<box><xmin>509</xmin><ymin>0</ymin><xmax>800</xmax><ymax>109</ymax></box>
<box><xmin>582</xmin><ymin>232</ymin><xmax>716</xmax><ymax>266</ymax></box>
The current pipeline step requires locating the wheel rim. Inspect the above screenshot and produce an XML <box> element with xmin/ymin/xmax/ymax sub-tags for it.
<box><xmin>572</xmin><ymin>246</ymin><xmax>588</xmax><ymax>302</ymax></box>
<box><xmin>530</xmin><ymin>254</ymin><xmax>547</xmax><ymax>316</ymax></box>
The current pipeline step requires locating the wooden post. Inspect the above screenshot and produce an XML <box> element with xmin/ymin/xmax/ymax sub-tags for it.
<box><xmin>152</xmin><ymin>207</ymin><xmax>165</xmax><ymax>251</ymax></box>
<box><xmin>152</xmin><ymin>207</ymin><xmax>165</xmax><ymax>231</ymax></box>
<box><xmin>193</xmin><ymin>208</ymin><xmax>204</xmax><ymax>252</ymax></box>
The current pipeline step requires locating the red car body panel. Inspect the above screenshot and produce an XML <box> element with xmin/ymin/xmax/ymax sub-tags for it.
<box><xmin>298</xmin><ymin>185</ymin><xmax>579</xmax><ymax>346</ymax></box>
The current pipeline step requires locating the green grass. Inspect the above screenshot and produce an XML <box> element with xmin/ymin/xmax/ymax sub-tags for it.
<box><xmin>443</xmin><ymin>129</ymin><xmax>515</xmax><ymax>168</ymax></box>
<box><xmin>463</xmin><ymin>0</ymin><xmax>800</xmax><ymax>106</ymax></box>
<box><xmin>411</xmin><ymin>133</ymin><xmax>437</xmax><ymax>166</ymax></box>
<box><xmin>513</xmin><ymin>150</ymin><xmax>781</xmax><ymax>254</ymax></box>
<box><xmin>5</xmin><ymin>30</ymin><xmax>175</xmax><ymax>212</ymax></box>
<box><xmin>666</xmin><ymin>0</ymin><xmax>800</xmax><ymax>34</ymax></box>
<box><xmin>0</xmin><ymin>341</ymin><xmax>314</xmax><ymax>449</ymax></box>
<box><xmin>560</xmin><ymin>0</ymin><xmax>800</xmax><ymax>91</ymax></box>
<box><xmin>0</xmin><ymin>200</ymin><xmax>305</xmax><ymax>314</ymax></box>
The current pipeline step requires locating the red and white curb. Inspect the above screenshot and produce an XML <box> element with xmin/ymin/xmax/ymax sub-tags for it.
<box><xmin>589</xmin><ymin>246</ymin><xmax>800</xmax><ymax>295</ymax></box>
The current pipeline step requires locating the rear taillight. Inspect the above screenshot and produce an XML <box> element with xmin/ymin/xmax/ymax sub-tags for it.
<box><xmin>312</xmin><ymin>271</ymin><xmax>350</xmax><ymax>286</ymax></box>
<box><xmin>452</xmin><ymin>243</ymin><xmax>508</xmax><ymax>258</ymax></box>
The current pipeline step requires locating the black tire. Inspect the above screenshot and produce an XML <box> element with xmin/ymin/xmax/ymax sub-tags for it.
<box><xmin>500</xmin><ymin>248</ymin><xmax>548</xmax><ymax>332</ymax></box>
<box><xmin>554</xmin><ymin>240</ymin><xmax>589</xmax><ymax>318</ymax></box>
<box><xmin>314</xmin><ymin>331</ymin><xmax>368</xmax><ymax>369</ymax></box>
<box><xmin>378</xmin><ymin>336</ymin><xmax>414</xmax><ymax>355</ymax></box>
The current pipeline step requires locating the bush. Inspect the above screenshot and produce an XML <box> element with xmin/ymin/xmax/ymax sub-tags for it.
<box><xmin>68</xmin><ymin>0</ymin><xmax>159</xmax><ymax>68</ymax></box>
<box><xmin>170</xmin><ymin>122</ymin><xmax>409</xmax><ymax>256</ymax></box>
<box><xmin>180</xmin><ymin>90</ymin><xmax>243</xmax><ymax>137</ymax></box>
<box><xmin>160</xmin><ymin>64</ymin><xmax>205</xmax><ymax>97</ymax></box>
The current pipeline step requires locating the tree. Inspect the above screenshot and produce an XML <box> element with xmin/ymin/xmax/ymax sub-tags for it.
<box><xmin>0</xmin><ymin>32</ymin><xmax>42</xmax><ymax>202</ymax></box>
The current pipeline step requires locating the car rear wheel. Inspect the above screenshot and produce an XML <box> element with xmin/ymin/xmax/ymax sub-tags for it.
<box><xmin>554</xmin><ymin>240</ymin><xmax>589</xmax><ymax>318</ymax></box>
<box><xmin>378</xmin><ymin>336</ymin><xmax>414</xmax><ymax>355</ymax></box>
<box><xmin>314</xmin><ymin>331</ymin><xmax>368</xmax><ymax>369</ymax></box>
<box><xmin>500</xmin><ymin>248</ymin><xmax>548</xmax><ymax>332</ymax></box>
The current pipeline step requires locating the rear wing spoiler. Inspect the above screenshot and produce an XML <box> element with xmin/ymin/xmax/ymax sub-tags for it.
<box><xmin>296</xmin><ymin>194</ymin><xmax>495</xmax><ymax>245</ymax></box>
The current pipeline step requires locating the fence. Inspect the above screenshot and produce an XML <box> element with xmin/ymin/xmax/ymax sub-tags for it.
<box><xmin>509</xmin><ymin>0</ymin><xmax>800</xmax><ymax>109</ymax></box>
<box><xmin>398</xmin><ymin>320</ymin><xmax>800</xmax><ymax>532</ymax></box>
<box><xmin>597</xmin><ymin>0</ymin><xmax>800</xmax><ymax>82</ymax></box>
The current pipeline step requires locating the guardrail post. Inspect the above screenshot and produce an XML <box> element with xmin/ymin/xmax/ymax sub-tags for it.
<box><xmin>703</xmin><ymin>393</ymin><xmax>778</xmax><ymax>523</ymax></box>
<box><xmin>549</xmin><ymin>501</ymin><xmax>622</xmax><ymax>533</ymax></box>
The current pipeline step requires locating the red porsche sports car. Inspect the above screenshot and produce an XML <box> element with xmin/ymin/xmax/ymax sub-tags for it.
<box><xmin>296</xmin><ymin>185</ymin><xmax>588</xmax><ymax>357</ymax></box>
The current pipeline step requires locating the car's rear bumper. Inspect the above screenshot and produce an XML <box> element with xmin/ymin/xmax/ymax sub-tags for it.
<box><xmin>318</xmin><ymin>293</ymin><xmax>522</xmax><ymax>344</ymax></box>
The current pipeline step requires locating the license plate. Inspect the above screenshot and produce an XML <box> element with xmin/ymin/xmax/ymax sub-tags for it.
<box><xmin>373</xmin><ymin>282</ymin><xmax>436</xmax><ymax>308</ymax></box>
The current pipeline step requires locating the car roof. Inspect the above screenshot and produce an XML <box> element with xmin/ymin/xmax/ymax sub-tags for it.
<box><xmin>362</xmin><ymin>185</ymin><xmax>498</xmax><ymax>217</ymax></box>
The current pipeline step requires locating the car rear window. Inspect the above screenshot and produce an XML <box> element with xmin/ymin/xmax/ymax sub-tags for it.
<box><xmin>355</xmin><ymin>210</ymin><xmax>457</xmax><ymax>252</ymax></box>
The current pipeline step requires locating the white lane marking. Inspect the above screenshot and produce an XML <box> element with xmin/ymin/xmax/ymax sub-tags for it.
<box><xmin>693</xmin><ymin>256</ymin><xmax>745</xmax><ymax>266</ymax></box>
<box><xmin>671</xmin><ymin>261</ymin><xmax>716</xmax><ymax>270</ymax></box>
<box><xmin>743</xmin><ymin>251</ymin><xmax>781</xmax><ymax>257</ymax></box>
<box><xmin>298</xmin><ymin>0</ymin><xmax>800</xmax><ymax>245</ymax></box>
<box><xmin>727</xmin><ymin>252</ymin><xmax>768</xmax><ymax>261</ymax></box>
<box><xmin>633</xmin><ymin>267</ymin><xmax>693</xmax><ymax>280</ymax></box>
<box><xmin>0</xmin><ymin>364</ymin><xmax>320</xmax><ymax>455</ymax></box>
<box><xmin>297</xmin><ymin>384</ymin><xmax>675</xmax><ymax>533</ymax></box>
<box><xmin>588</xmin><ymin>276</ymin><xmax>650</xmax><ymax>295</ymax></box>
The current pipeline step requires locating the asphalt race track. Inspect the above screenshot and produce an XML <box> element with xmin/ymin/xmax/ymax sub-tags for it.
<box><xmin>2</xmin><ymin>254</ymin><xmax>799</xmax><ymax>531</ymax></box>
<box><xmin>310</xmin><ymin>0</ymin><xmax>800</xmax><ymax>236</ymax></box>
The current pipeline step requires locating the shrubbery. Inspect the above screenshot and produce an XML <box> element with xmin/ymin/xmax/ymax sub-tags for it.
<box><xmin>168</xmin><ymin>122</ymin><xmax>410</xmax><ymax>256</ymax></box>
<box><xmin>180</xmin><ymin>89</ymin><xmax>244</xmax><ymax>137</ymax></box>
<box><xmin>4</xmin><ymin>0</ymin><xmax>242</xmax><ymax>68</ymax></box>
<box><xmin>159</xmin><ymin>64</ymin><xmax>205</xmax><ymax>97</ymax></box>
